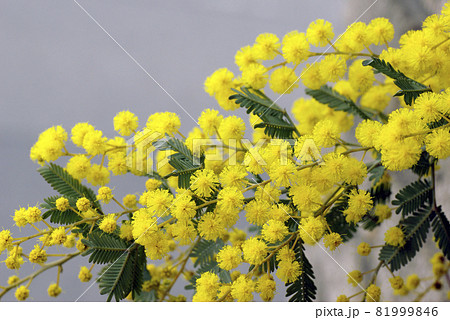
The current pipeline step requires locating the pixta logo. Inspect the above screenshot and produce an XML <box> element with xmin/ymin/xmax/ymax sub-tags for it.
<box><xmin>126</xmin><ymin>131</ymin><xmax>323</xmax><ymax>176</ymax></box>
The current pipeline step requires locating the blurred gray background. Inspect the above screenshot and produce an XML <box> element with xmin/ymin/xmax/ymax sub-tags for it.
<box><xmin>0</xmin><ymin>0</ymin><xmax>446</xmax><ymax>302</ymax></box>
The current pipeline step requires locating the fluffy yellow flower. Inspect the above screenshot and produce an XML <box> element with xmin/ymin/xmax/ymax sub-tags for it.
<box><xmin>71</xmin><ymin>122</ymin><xmax>95</xmax><ymax>147</ymax></box>
<box><xmin>366</xmin><ymin>284</ymin><xmax>381</xmax><ymax>302</ymax></box>
<box><xmin>389</xmin><ymin>276</ymin><xmax>404</xmax><ymax>290</ymax></box>
<box><xmin>217</xmin><ymin>246</ymin><xmax>242</xmax><ymax>271</ymax></box>
<box><xmin>343</xmin><ymin>189</ymin><xmax>373</xmax><ymax>224</ymax></box>
<box><xmin>97</xmin><ymin>186</ymin><xmax>113</xmax><ymax>204</ymax></box>
<box><xmin>406</xmin><ymin>274</ymin><xmax>420</xmax><ymax>290</ymax></box>
<box><xmin>198</xmin><ymin>109</ymin><xmax>223</xmax><ymax>136</ymax></box>
<box><xmin>55</xmin><ymin>197</ymin><xmax>70</xmax><ymax>211</ymax></box>
<box><xmin>78</xmin><ymin>266</ymin><xmax>92</xmax><ymax>282</ymax></box>
<box><xmin>51</xmin><ymin>227</ymin><xmax>67</xmax><ymax>246</ymax></box>
<box><xmin>269</xmin><ymin>66</ymin><xmax>299</xmax><ymax>94</ymax></box>
<box><xmin>242</xmin><ymin>237</ymin><xmax>267</xmax><ymax>265</ymax></box>
<box><xmin>15</xmin><ymin>286</ymin><xmax>29</xmax><ymax>301</ymax></box>
<box><xmin>82</xmin><ymin>130</ymin><xmax>107</xmax><ymax>156</ymax></box>
<box><xmin>99</xmin><ymin>214</ymin><xmax>117</xmax><ymax>234</ymax></box>
<box><xmin>367</xmin><ymin>17</ymin><xmax>395</xmax><ymax>45</ymax></box>
<box><xmin>76</xmin><ymin>197</ymin><xmax>91</xmax><ymax>212</ymax></box>
<box><xmin>245</xmin><ymin>200</ymin><xmax>271</xmax><ymax>226</ymax></box>
<box><xmin>299</xmin><ymin>216</ymin><xmax>326</xmax><ymax>245</ymax></box>
<box><xmin>374</xmin><ymin>204</ymin><xmax>392</xmax><ymax>222</ymax></box>
<box><xmin>217</xmin><ymin>187</ymin><xmax>244</xmax><ymax>215</ymax></box>
<box><xmin>425</xmin><ymin>128</ymin><xmax>450</xmax><ymax>159</ymax></box>
<box><xmin>357</xmin><ymin>242</ymin><xmax>371</xmax><ymax>256</ymax></box>
<box><xmin>86</xmin><ymin>164</ymin><xmax>110</xmax><ymax>186</ymax></box>
<box><xmin>28</xmin><ymin>244</ymin><xmax>47</xmax><ymax>264</ymax></box>
<box><xmin>66</xmin><ymin>155</ymin><xmax>91</xmax><ymax>180</ymax></box>
<box><xmin>48</xmin><ymin>283</ymin><xmax>62</xmax><ymax>297</ymax></box>
<box><xmin>218</xmin><ymin>116</ymin><xmax>246</xmax><ymax>142</ymax></box>
<box><xmin>231</xmin><ymin>275</ymin><xmax>255</xmax><ymax>302</ymax></box>
<box><xmin>235</xmin><ymin>46</ymin><xmax>259</xmax><ymax>71</ymax></box>
<box><xmin>262</xmin><ymin>219</ymin><xmax>288</xmax><ymax>243</ymax></box>
<box><xmin>190</xmin><ymin>169</ymin><xmax>218</xmax><ymax>198</ymax></box>
<box><xmin>323</xmin><ymin>232</ymin><xmax>342</xmax><ymax>251</ymax></box>
<box><xmin>276</xmin><ymin>260</ymin><xmax>302</xmax><ymax>283</ymax></box>
<box><xmin>25</xmin><ymin>206</ymin><xmax>42</xmax><ymax>224</ymax></box>
<box><xmin>254</xmin><ymin>33</ymin><xmax>280</xmax><ymax>60</ymax></box>
<box><xmin>313</xmin><ymin>119</ymin><xmax>340</xmax><ymax>148</ymax></box>
<box><xmin>348</xmin><ymin>59</ymin><xmax>375</xmax><ymax>93</ymax></box>
<box><xmin>113</xmin><ymin>110</ymin><xmax>138</xmax><ymax>136</ymax></box>
<box><xmin>355</xmin><ymin>120</ymin><xmax>382</xmax><ymax>148</ymax></box>
<box><xmin>347</xmin><ymin>270</ymin><xmax>363</xmax><ymax>287</ymax></box>
<box><xmin>385</xmin><ymin>226</ymin><xmax>405</xmax><ymax>247</ymax></box>
<box><xmin>319</xmin><ymin>55</ymin><xmax>347</xmax><ymax>83</ymax></box>
<box><xmin>306</xmin><ymin>19</ymin><xmax>334</xmax><ymax>47</ymax></box>
<box><xmin>301</xmin><ymin>63</ymin><xmax>325</xmax><ymax>89</ymax></box>
<box><xmin>0</xmin><ymin>230</ymin><xmax>13</xmax><ymax>253</ymax></box>
<box><xmin>256</xmin><ymin>274</ymin><xmax>277</xmax><ymax>301</ymax></box>
<box><xmin>195</xmin><ymin>272</ymin><xmax>220</xmax><ymax>300</ymax></box>
<box><xmin>290</xmin><ymin>184</ymin><xmax>322</xmax><ymax>213</ymax></box>
<box><xmin>242</xmin><ymin>63</ymin><xmax>268</xmax><ymax>89</ymax></box>
<box><xmin>146</xmin><ymin>112</ymin><xmax>181</xmax><ymax>136</ymax></box>
<box><xmin>197</xmin><ymin>212</ymin><xmax>225</xmax><ymax>241</ymax></box>
<box><xmin>282</xmin><ymin>31</ymin><xmax>310</xmax><ymax>64</ymax></box>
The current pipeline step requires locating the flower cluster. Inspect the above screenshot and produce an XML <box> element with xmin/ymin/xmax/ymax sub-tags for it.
<box><xmin>1</xmin><ymin>2</ymin><xmax>450</xmax><ymax>303</ymax></box>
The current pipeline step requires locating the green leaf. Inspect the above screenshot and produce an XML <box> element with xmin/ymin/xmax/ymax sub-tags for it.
<box><xmin>325</xmin><ymin>195</ymin><xmax>357</xmax><ymax>242</ymax></box>
<box><xmin>368</xmin><ymin>163</ymin><xmax>385</xmax><ymax>186</ymax></box>
<box><xmin>368</xmin><ymin>165</ymin><xmax>391</xmax><ymax>205</ymax></box>
<box><xmin>229</xmin><ymin>87</ymin><xmax>285</xmax><ymax>119</ymax></box>
<box><xmin>285</xmin><ymin>239</ymin><xmax>316</xmax><ymax>302</ymax></box>
<box><xmin>254</xmin><ymin>114</ymin><xmax>296</xmax><ymax>139</ymax></box>
<box><xmin>362</xmin><ymin>58</ymin><xmax>431</xmax><ymax>105</ymax></box>
<box><xmin>431</xmin><ymin>206</ymin><xmax>450</xmax><ymax>259</ymax></box>
<box><xmin>428</xmin><ymin>117</ymin><xmax>449</xmax><ymax>130</ymax></box>
<box><xmin>391</xmin><ymin>179</ymin><xmax>433</xmax><ymax>216</ymax></box>
<box><xmin>154</xmin><ymin>137</ymin><xmax>202</xmax><ymax>189</ymax></box>
<box><xmin>133</xmin><ymin>268</ymin><xmax>157</xmax><ymax>301</ymax></box>
<box><xmin>190</xmin><ymin>238</ymin><xmax>225</xmax><ymax>267</ymax></box>
<box><xmin>379</xmin><ymin>205</ymin><xmax>432</xmax><ymax>271</ymax></box>
<box><xmin>229</xmin><ymin>87</ymin><xmax>296</xmax><ymax>139</ymax></box>
<box><xmin>411</xmin><ymin>151</ymin><xmax>432</xmax><ymax>177</ymax></box>
<box><xmin>82</xmin><ymin>231</ymin><xmax>129</xmax><ymax>264</ymax></box>
<box><xmin>361</xmin><ymin>213</ymin><xmax>381</xmax><ymax>231</ymax></box>
<box><xmin>37</xmin><ymin>163</ymin><xmax>101</xmax><ymax>211</ymax></box>
<box><xmin>98</xmin><ymin>245</ymin><xmax>146</xmax><ymax>302</ymax></box>
<box><xmin>305</xmin><ymin>85</ymin><xmax>373</xmax><ymax>120</ymax></box>
<box><xmin>41</xmin><ymin>195</ymin><xmax>81</xmax><ymax>224</ymax></box>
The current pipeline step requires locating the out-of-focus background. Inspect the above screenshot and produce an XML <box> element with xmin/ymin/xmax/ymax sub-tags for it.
<box><xmin>0</xmin><ymin>0</ymin><xmax>447</xmax><ymax>301</ymax></box>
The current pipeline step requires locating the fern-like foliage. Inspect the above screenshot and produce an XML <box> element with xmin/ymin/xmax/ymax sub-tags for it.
<box><xmin>391</xmin><ymin>179</ymin><xmax>433</xmax><ymax>216</ymax></box>
<box><xmin>362</xmin><ymin>58</ymin><xmax>431</xmax><ymax>105</ymax></box>
<box><xmin>190</xmin><ymin>238</ymin><xmax>225</xmax><ymax>267</ymax></box>
<box><xmin>379</xmin><ymin>205</ymin><xmax>433</xmax><ymax>272</ymax></box>
<box><xmin>41</xmin><ymin>195</ymin><xmax>81</xmax><ymax>224</ymax></box>
<box><xmin>82</xmin><ymin>231</ymin><xmax>129</xmax><ymax>264</ymax></box>
<box><xmin>38</xmin><ymin>163</ymin><xmax>101</xmax><ymax>211</ymax></box>
<box><xmin>431</xmin><ymin>206</ymin><xmax>450</xmax><ymax>259</ymax></box>
<box><xmin>325</xmin><ymin>195</ymin><xmax>357</xmax><ymax>242</ymax></box>
<box><xmin>305</xmin><ymin>85</ymin><xmax>373</xmax><ymax>120</ymax></box>
<box><xmin>154</xmin><ymin>136</ymin><xmax>202</xmax><ymax>189</ymax></box>
<box><xmin>98</xmin><ymin>245</ymin><xmax>146</xmax><ymax>302</ymax></box>
<box><xmin>285</xmin><ymin>239</ymin><xmax>316</xmax><ymax>302</ymax></box>
<box><xmin>229</xmin><ymin>87</ymin><xmax>297</xmax><ymax>139</ymax></box>
<box><xmin>132</xmin><ymin>268</ymin><xmax>158</xmax><ymax>301</ymax></box>
<box><xmin>411</xmin><ymin>151</ymin><xmax>432</xmax><ymax>177</ymax></box>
